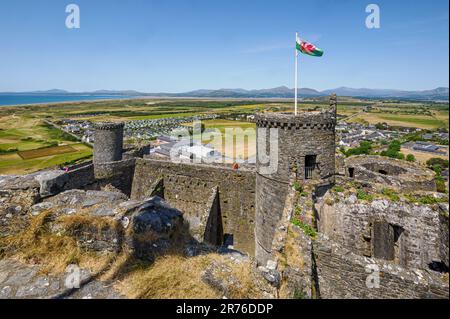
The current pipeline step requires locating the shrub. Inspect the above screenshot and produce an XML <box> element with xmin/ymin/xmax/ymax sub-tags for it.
<box><xmin>382</xmin><ymin>188</ymin><xmax>400</xmax><ymax>202</ymax></box>
<box><xmin>345</xmin><ymin>141</ymin><xmax>372</xmax><ymax>157</ymax></box>
<box><xmin>432</xmin><ymin>164</ymin><xmax>443</xmax><ymax>175</ymax></box>
<box><xmin>405</xmin><ymin>194</ymin><xmax>448</xmax><ymax>205</ymax></box>
<box><xmin>292</xmin><ymin>181</ymin><xmax>303</xmax><ymax>193</ymax></box>
<box><xmin>356</xmin><ymin>189</ymin><xmax>374</xmax><ymax>202</ymax></box>
<box><xmin>436</xmin><ymin>176</ymin><xmax>447</xmax><ymax>193</ymax></box>
<box><xmin>426</xmin><ymin>158</ymin><xmax>449</xmax><ymax>169</ymax></box>
<box><xmin>333</xmin><ymin>185</ymin><xmax>345</xmax><ymax>193</ymax></box>
<box><xmin>291</xmin><ymin>218</ymin><xmax>317</xmax><ymax>239</ymax></box>
<box><xmin>375</xmin><ymin>122</ymin><xmax>388</xmax><ymax>130</ymax></box>
<box><xmin>406</xmin><ymin>154</ymin><xmax>415</xmax><ymax>162</ymax></box>
<box><xmin>300</xmin><ymin>191</ymin><xmax>309</xmax><ymax>197</ymax></box>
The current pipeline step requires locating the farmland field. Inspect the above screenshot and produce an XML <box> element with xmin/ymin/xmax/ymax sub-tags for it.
<box><xmin>0</xmin><ymin>143</ymin><xmax>91</xmax><ymax>175</ymax></box>
<box><xmin>401</xmin><ymin>147</ymin><xmax>449</xmax><ymax>164</ymax></box>
<box><xmin>0</xmin><ymin>115</ymin><xmax>92</xmax><ymax>174</ymax></box>
<box><xmin>18</xmin><ymin>145</ymin><xmax>77</xmax><ymax>160</ymax></box>
<box><xmin>348</xmin><ymin>112</ymin><xmax>448</xmax><ymax>129</ymax></box>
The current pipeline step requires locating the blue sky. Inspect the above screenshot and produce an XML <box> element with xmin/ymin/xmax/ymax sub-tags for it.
<box><xmin>0</xmin><ymin>0</ymin><xmax>448</xmax><ymax>92</ymax></box>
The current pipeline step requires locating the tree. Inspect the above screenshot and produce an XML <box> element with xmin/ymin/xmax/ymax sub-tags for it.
<box><xmin>426</xmin><ymin>158</ymin><xmax>449</xmax><ymax>169</ymax></box>
<box><xmin>406</xmin><ymin>154</ymin><xmax>415</xmax><ymax>162</ymax></box>
<box><xmin>375</xmin><ymin>122</ymin><xmax>388</xmax><ymax>130</ymax></box>
<box><xmin>380</xmin><ymin>140</ymin><xmax>403</xmax><ymax>159</ymax></box>
<box><xmin>345</xmin><ymin>141</ymin><xmax>373</xmax><ymax>157</ymax></box>
<box><xmin>389</xmin><ymin>140</ymin><xmax>401</xmax><ymax>152</ymax></box>
<box><xmin>432</xmin><ymin>164</ymin><xmax>443</xmax><ymax>175</ymax></box>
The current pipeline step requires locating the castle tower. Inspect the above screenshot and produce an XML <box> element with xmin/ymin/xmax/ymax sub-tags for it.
<box><xmin>255</xmin><ymin>96</ymin><xmax>337</xmax><ymax>265</ymax></box>
<box><xmin>93</xmin><ymin>122</ymin><xmax>124</xmax><ymax>164</ymax></box>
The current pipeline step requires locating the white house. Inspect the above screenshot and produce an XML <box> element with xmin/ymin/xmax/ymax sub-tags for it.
<box><xmin>180</xmin><ymin>145</ymin><xmax>221</xmax><ymax>160</ymax></box>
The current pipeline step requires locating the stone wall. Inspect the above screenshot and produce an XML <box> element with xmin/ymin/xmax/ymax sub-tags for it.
<box><xmin>314</xmin><ymin>235</ymin><xmax>449</xmax><ymax>299</ymax></box>
<box><xmin>35</xmin><ymin>164</ymin><xmax>95</xmax><ymax>198</ymax></box>
<box><xmin>255</xmin><ymin>108</ymin><xmax>336</xmax><ymax>265</ymax></box>
<box><xmin>123</xmin><ymin>144</ymin><xmax>151</xmax><ymax>160</ymax></box>
<box><xmin>439</xmin><ymin>210</ymin><xmax>449</xmax><ymax>268</ymax></box>
<box><xmin>345</xmin><ymin>156</ymin><xmax>436</xmax><ymax>192</ymax></box>
<box><xmin>255</xmin><ymin>176</ymin><xmax>290</xmax><ymax>264</ymax></box>
<box><xmin>94</xmin><ymin>159</ymin><xmax>136</xmax><ymax>196</ymax></box>
<box><xmin>203</xmin><ymin>187</ymin><xmax>223</xmax><ymax>246</ymax></box>
<box><xmin>317</xmin><ymin>192</ymin><xmax>445</xmax><ymax>270</ymax></box>
<box><xmin>130</xmin><ymin>159</ymin><xmax>256</xmax><ymax>254</ymax></box>
<box><xmin>335</xmin><ymin>153</ymin><xmax>346</xmax><ymax>176</ymax></box>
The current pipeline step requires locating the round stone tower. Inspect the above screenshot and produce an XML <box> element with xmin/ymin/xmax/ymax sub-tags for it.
<box><xmin>255</xmin><ymin>97</ymin><xmax>336</xmax><ymax>265</ymax></box>
<box><xmin>93</xmin><ymin>122</ymin><xmax>124</xmax><ymax>164</ymax></box>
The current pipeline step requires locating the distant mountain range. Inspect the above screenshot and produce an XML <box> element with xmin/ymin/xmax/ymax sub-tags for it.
<box><xmin>2</xmin><ymin>86</ymin><xmax>448</xmax><ymax>100</ymax></box>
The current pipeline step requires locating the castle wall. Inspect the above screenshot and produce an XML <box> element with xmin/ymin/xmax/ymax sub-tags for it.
<box><xmin>36</xmin><ymin>164</ymin><xmax>96</xmax><ymax>198</ymax></box>
<box><xmin>345</xmin><ymin>156</ymin><xmax>436</xmax><ymax>192</ymax></box>
<box><xmin>317</xmin><ymin>193</ymin><xmax>444</xmax><ymax>270</ymax></box>
<box><xmin>314</xmin><ymin>235</ymin><xmax>449</xmax><ymax>299</ymax></box>
<box><xmin>255</xmin><ymin>110</ymin><xmax>336</xmax><ymax>265</ymax></box>
<box><xmin>94</xmin><ymin>159</ymin><xmax>136</xmax><ymax>196</ymax></box>
<box><xmin>203</xmin><ymin>187</ymin><xmax>223</xmax><ymax>246</ymax></box>
<box><xmin>131</xmin><ymin>159</ymin><xmax>256</xmax><ymax>254</ymax></box>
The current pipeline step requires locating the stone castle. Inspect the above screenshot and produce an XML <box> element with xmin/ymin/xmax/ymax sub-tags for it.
<box><xmin>0</xmin><ymin>95</ymin><xmax>448</xmax><ymax>299</ymax></box>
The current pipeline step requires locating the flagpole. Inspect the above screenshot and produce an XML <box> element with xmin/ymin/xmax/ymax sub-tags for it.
<box><xmin>295</xmin><ymin>32</ymin><xmax>298</xmax><ymax>116</ymax></box>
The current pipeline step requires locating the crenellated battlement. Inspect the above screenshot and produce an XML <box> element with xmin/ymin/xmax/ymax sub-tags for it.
<box><xmin>255</xmin><ymin>112</ymin><xmax>335</xmax><ymax>130</ymax></box>
<box><xmin>94</xmin><ymin>122</ymin><xmax>125</xmax><ymax>130</ymax></box>
<box><xmin>255</xmin><ymin>110</ymin><xmax>336</xmax><ymax>127</ymax></box>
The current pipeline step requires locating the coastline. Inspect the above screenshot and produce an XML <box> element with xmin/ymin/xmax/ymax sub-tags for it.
<box><xmin>0</xmin><ymin>95</ymin><xmax>148</xmax><ymax>108</ymax></box>
<box><xmin>0</xmin><ymin>95</ymin><xmax>298</xmax><ymax>108</ymax></box>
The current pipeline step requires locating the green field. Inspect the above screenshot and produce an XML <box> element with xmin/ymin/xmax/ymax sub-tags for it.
<box><xmin>343</xmin><ymin>99</ymin><xmax>449</xmax><ymax>129</ymax></box>
<box><xmin>0</xmin><ymin>116</ymin><xmax>92</xmax><ymax>175</ymax></box>
<box><xmin>378</xmin><ymin>114</ymin><xmax>446</xmax><ymax>128</ymax></box>
<box><xmin>0</xmin><ymin>143</ymin><xmax>92</xmax><ymax>175</ymax></box>
<box><xmin>348</xmin><ymin>112</ymin><xmax>448</xmax><ymax>129</ymax></box>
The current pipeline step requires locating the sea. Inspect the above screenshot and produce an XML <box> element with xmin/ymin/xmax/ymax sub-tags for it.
<box><xmin>0</xmin><ymin>94</ymin><xmax>134</xmax><ymax>107</ymax></box>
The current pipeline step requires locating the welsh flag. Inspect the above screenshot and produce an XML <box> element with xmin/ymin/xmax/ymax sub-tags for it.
<box><xmin>296</xmin><ymin>38</ymin><xmax>324</xmax><ymax>57</ymax></box>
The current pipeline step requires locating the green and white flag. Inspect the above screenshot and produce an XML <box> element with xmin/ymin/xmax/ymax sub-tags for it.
<box><xmin>296</xmin><ymin>38</ymin><xmax>324</xmax><ymax>57</ymax></box>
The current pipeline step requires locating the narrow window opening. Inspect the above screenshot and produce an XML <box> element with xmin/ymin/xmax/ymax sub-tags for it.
<box><xmin>305</xmin><ymin>155</ymin><xmax>317</xmax><ymax>179</ymax></box>
<box><xmin>348</xmin><ymin>167</ymin><xmax>355</xmax><ymax>178</ymax></box>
